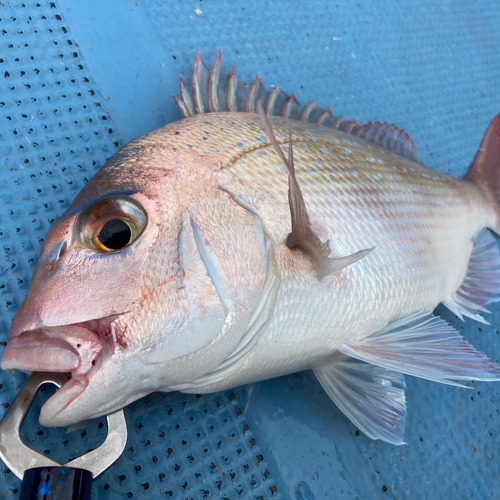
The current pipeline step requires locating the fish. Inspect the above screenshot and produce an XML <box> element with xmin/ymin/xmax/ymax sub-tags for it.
<box><xmin>2</xmin><ymin>50</ymin><xmax>500</xmax><ymax>444</ymax></box>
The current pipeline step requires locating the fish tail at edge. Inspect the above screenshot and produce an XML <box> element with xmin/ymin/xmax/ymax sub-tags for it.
<box><xmin>467</xmin><ymin>113</ymin><xmax>500</xmax><ymax>234</ymax></box>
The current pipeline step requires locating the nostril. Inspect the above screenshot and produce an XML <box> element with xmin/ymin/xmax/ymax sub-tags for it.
<box><xmin>47</xmin><ymin>240</ymin><xmax>68</xmax><ymax>271</ymax></box>
<box><xmin>56</xmin><ymin>240</ymin><xmax>68</xmax><ymax>259</ymax></box>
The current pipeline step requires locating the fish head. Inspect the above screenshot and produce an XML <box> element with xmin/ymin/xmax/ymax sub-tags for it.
<box><xmin>1</xmin><ymin>126</ymin><xmax>272</xmax><ymax>426</ymax></box>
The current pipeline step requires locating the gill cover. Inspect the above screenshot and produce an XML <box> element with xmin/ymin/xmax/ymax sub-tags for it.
<box><xmin>142</xmin><ymin>188</ymin><xmax>276</xmax><ymax>388</ymax></box>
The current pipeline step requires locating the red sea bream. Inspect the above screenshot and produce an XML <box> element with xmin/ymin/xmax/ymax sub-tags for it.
<box><xmin>2</xmin><ymin>51</ymin><xmax>500</xmax><ymax>444</ymax></box>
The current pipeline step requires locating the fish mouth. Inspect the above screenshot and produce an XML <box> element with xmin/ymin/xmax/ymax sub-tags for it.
<box><xmin>1</xmin><ymin>319</ymin><xmax>114</xmax><ymax>423</ymax></box>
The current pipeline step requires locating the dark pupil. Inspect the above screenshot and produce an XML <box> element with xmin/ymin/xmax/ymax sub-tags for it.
<box><xmin>98</xmin><ymin>219</ymin><xmax>131</xmax><ymax>250</ymax></box>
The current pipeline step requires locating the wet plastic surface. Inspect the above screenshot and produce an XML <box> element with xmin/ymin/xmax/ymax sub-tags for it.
<box><xmin>1</xmin><ymin>1</ymin><xmax>499</xmax><ymax>498</ymax></box>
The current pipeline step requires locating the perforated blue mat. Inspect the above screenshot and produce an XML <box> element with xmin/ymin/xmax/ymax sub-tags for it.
<box><xmin>1</xmin><ymin>1</ymin><xmax>500</xmax><ymax>499</ymax></box>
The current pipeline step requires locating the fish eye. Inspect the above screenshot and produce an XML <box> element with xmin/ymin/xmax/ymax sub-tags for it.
<box><xmin>98</xmin><ymin>219</ymin><xmax>132</xmax><ymax>250</ymax></box>
<box><xmin>79</xmin><ymin>197</ymin><xmax>147</xmax><ymax>253</ymax></box>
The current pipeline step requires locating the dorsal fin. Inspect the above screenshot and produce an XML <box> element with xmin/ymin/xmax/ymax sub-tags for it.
<box><xmin>174</xmin><ymin>50</ymin><xmax>421</xmax><ymax>163</ymax></box>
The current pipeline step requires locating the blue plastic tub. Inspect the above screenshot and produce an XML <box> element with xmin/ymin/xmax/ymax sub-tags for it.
<box><xmin>1</xmin><ymin>1</ymin><xmax>499</xmax><ymax>498</ymax></box>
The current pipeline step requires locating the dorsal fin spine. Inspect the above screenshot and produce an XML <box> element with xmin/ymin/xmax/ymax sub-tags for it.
<box><xmin>315</xmin><ymin>108</ymin><xmax>332</xmax><ymax>125</ymax></box>
<box><xmin>226</xmin><ymin>67</ymin><xmax>237</xmax><ymax>112</ymax></box>
<box><xmin>179</xmin><ymin>75</ymin><xmax>194</xmax><ymax>116</ymax></box>
<box><xmin>208</xmin><ymin>50</ymin><xmax>221</xmax><ymax>112</ymax></box>
<box><xmin>265</xmin><ymin>86</ymin><xmax>280</xmax><ymax>115</ymax></box>
<box><xmin>391</xmin><ymin>130</ymin><xmax>403</xmax><ymax>155</ymax></box>
<box><xmin>245</xmin><ymin>75</ymin><xmax>261</xmax><ymax>113</ymax></box>
<box><xmin>331</xmin><ymin>118</ymin><xmax>347</xmax><ymax>130</ymax></box>
<box><xmin>173</xmin><ymin>93</ymin><xmax>190</xmax><ymax>118</ymax></box>
<box><xmin>281</xmin><ymin>93</ymin><xmax>297</xmax><ymax>118</ymax></box>
<box><xmin>300</xmin><ymin>101</ymin><xmax>317</xmax><ymax>122</ymax></box>
<box><xmin>345</xmin><ymin>121</ymin><xmax>357</xmax><ymax>134</ymax></box>
<box><xmin>192</xmin><ymin>50</ymin><xmax>206</xmax><ymax>114</ymax></box>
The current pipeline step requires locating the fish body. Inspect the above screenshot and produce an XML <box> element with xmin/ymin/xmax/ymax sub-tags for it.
<box><xmin>2</xmin><ymin>52</ymin><xmax>500</xmax><ymax>444</ymax></box>
<box><xmin>163</xmin><ymin>112</ymin><xmax>493</xmax><ymax>391</ymax></box>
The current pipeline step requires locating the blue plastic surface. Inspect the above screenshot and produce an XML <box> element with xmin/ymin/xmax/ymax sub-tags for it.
<box><xmin>1</xmin><ymin>1</ymin><xmax>500</xmax><ymax>498</ymax></box>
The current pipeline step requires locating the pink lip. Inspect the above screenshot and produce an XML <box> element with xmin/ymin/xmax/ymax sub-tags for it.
<box><xmin>1</xmin><ymin>323</ymin><xmax>103</xmax><ymax>376</ymax></box>
<box><xmin>1</xmin><ymin>332</ymin><xmax>80</xmax><ymax>372</ymax></box>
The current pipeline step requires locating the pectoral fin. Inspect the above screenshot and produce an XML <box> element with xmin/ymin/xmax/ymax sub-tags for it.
<box><xmin>339</xmin><ymin>312</ymin><xmax>500</xmax><ymax>386</ymax></box>
<box><xmin>257</xmin><ymin>101</ymin><xmax>374</xmax><ymax>279</ymax></box>
<box><xmin>313</xmin><ymin>355</ymin><xmax>407</xmax><ymax>445</ymax></box>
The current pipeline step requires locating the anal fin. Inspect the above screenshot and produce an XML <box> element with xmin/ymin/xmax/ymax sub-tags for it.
<box><xmin>443</xmin><ymin>229</ymin><xmax>500</xmax><ymax>324</ymax></box>
<box><xmin>257</xmin><ymin>101</ymin><xmax>375</xmax><ymax>279</ymax></box>
<box><xmin>339</xmin><ymin>312</ymin><xmax>500</xmax><ymax>386</ymax></box>
<box><xmin>314</xmin><ymin>355</ymin><xmax>407</xmax><ymax>445</ymax></box>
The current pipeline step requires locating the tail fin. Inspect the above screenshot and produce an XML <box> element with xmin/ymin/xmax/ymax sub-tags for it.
<box><xmin>467</xmin><ymin>113</ymin><xmax>500</xmax><ymax>234</ymax></box>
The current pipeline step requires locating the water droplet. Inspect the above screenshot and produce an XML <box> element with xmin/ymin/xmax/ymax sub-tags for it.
<box><xmin>295</xmin><ymin>481</ymin><xmax>316</xmax><ymax>500</ymax></box>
